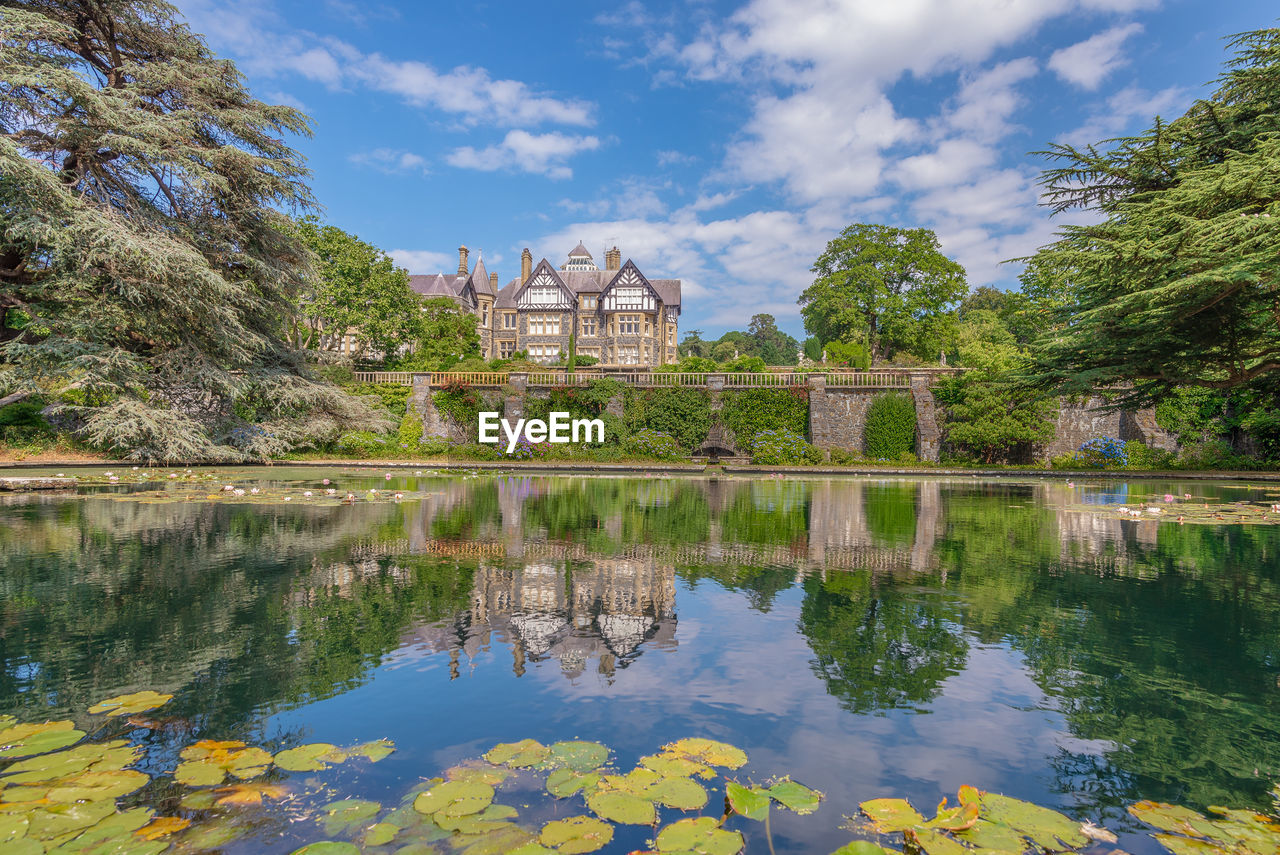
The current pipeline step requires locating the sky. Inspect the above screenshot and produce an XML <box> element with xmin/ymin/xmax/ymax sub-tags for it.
<box><xmin>175</xmin><ymin>0</ymin><xmax>1276</xmax><ymax>340</ymax></box>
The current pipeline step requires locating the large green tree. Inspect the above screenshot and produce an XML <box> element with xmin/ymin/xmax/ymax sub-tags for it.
<box><xmin>0</xmin><ymin>0</ymin><xmax>380</xmax><ymax>461</ymax></box>
<box><xmin>1020</xmin><ymin>28</ymin><xmax>1280</xmax><ymax>404</ymax></box>
<box><xmin>799</xmin><ymin>224</ymin><xmax>967</xmax><ymax>363</ymax></box>
<box><xmin>394</xmin><ymin>297</ymin><xmax>481</xmax><ymax>370</ymax></box>
<box><xmin>747</xmin><ymin>313</ymin><xmax>799</xmax><ymax>365</ymax></box>
<box><xmin>288</xmin><ymin>217</ymin><xmax>420</xmax><ymax>362</ymax></box>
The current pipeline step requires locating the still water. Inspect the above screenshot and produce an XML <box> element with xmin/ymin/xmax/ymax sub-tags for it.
<box><xmin>1</xmin><ymin>470</ymin><xmax>1278</xmax><ymax>853</ymax></box>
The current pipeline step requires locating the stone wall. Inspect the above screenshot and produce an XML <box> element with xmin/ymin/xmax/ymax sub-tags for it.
<box><xmin>808</xmin><ymin>376</ymin><xmax>874</xmax><ymax>453</ymax></box>
<box><xmin>1041</xmin><ymin>396</ymin><xmax>1178</xmax><ymax>460</ymax></box>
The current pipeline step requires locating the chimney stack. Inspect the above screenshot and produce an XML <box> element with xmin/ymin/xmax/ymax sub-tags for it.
<box><xmin>490</xmin><ymin>272</ymin><xmax>498</xmax><ymax>290</ymax></box>
<box><xmin>521</xmin><ymin>248</ymin><xmax>532</xmax><ymax>282</ymax></box>
<box><xmin>605</xmin><ymin>246</ymin><xmax>621</xmax><ymax>270</ymax></box>
<box><xmin>457</xmin><ymin>245</ymin><xmax>469</xmax><ymax>275</ymax></box>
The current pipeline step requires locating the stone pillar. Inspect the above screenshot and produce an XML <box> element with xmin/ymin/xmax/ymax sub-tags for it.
<box><xmin>909</xmin><ymin>374</ymin><xmax>941</xmax><ymax>463</ymax></box>
<box><xmin>410</xmin><ymin>373</ymin><xmax>449</xmax><ymax>440</ymax></box>
<box><xmin>706</xmin><ymin>374</ymin><xmax>725</xmax><ymax>393</ymax></box>
<box><xmin>605</xmin><ymin>393</ymin><xmax>624</xmax><ymax>420</ymax></box>
<box><xmin>806</xmin><ymin>374</ymin><xmax>827</xmax><ymax>458</ymax></box>
<box><xmin>504</xmin><ymin>373</ymin><xmax>528</xmax><ymax>424</ymax></box>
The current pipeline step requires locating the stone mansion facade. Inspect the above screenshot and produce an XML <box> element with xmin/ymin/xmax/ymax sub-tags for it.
<box><xmin>408</xmin><ymin>243</ymin><xmax>681</xmax><ymax>366</ymax></box>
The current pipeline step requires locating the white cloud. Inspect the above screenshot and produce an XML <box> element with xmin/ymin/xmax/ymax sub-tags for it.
<box><xmin>1048</xmin><ymin>23</ymin><xmax>1143</xmax><ymax>90</ymax></box>
<box><xmin>656</xmin><ymin>150</ymin><xmax>697</xmax><ymax>166</ymax></box>
<box><xmin>389</xmin><ymin>249</ymin><xmax>455</xmax><ymax>274</ymax></box>
<box><xmin>446</xmin><ymin>131</ymin><xmax>601</xmax><ymax>180</ymax></box>
<box><xmin>348</xmin><ymin>148</ymin><xmax>428</xmax><ymax>174</ymax></box>
<box><xmin>1057</xmin><ymin>84</ymin><xmax>1187</xmax><ymax>146</ymax></box>
<box><xmin>177</xmin><ymin>0</ymin><xmax>594</xmax><ymax>128</ymax></box>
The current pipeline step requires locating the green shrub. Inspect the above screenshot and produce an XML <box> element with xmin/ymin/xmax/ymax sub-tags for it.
<box><xmin>313</xmin><ymin>363</ymin><xmax>355</xmax><ymax>385</ymax></box>
<box><xmin>419</xmin><ymin>437</ymin><xmax>450</xmax><ymax>456</ymax></box>
<box><xmin>334</xmin><ymin>430</ymin><xmax>394</xmax><ymax>458</ymax></box>
<box><xmin>1155</xmin><ymin>387</ymin><xmax>1227</xmax><ymax>444</ymax></box>
<box><xmin>434</xmin><ymin>381</ymin><xmax>485</xmax><ymax>439</ymax></box>
<box><xmin>935</xmin><ymin>372</ymin><xmax>1055</xmax><ymax>463</ymax></box>
<box><xmin>823</xmin><ymin>340</ymin><xmax>871</xmax><ymax>369</ymax></box>
<box><xmin>864</xmin><ymin>393</ymin><xmax>916</xmax><ymax>459</ymax></box>
<box><xmin>625</xmin><ymin>429</ymin><xmax>684</xmax><ymax>460</ymax></box>
<box><xmin>1177</xmin><ymin>440</ymin><xmax>1262</xmax><ymax>471</ymax></box>
<box><xmin>828</xmin><ymin>447</ymin><xmax>861</xmax><ymax>465</ymax></box>
<box><xmin>348</xmin><ymin>383</ymin><xmax>412</xmax><ymax>417</ymax></box>
<box><xmin>447</xmin><ymin>442</ymin><xmax>502</xmax><ymax>461</ymax></box>
<box><xmin>719</xmin><ymin>355</ymin><xmax>767</xmax><ymax>373</ymax></box>
<box><xmin>720</xmin><ymin>388</ymin><xmax>809</xmax><ymax>451</ymax></box>
<box><xmin>0</xmin><ymin>400</ymin><xmax>53</xmax><ymax>445</ymax></box>
<box><xmin>657</xmin><ymin>356</ymin><xmax>718</xmax><ymax>373</ymax></box>
<box><xmin>1124</xmin><ymin>440</ymin><xmax>1177</xmax><ymax>470</ymax></box>
<box><xmin>1048</xmin><ymin>452</ymin><xmax>1078</xmax><ymax>470</ymax></box>
<box><xmin>623</xmin><ymin>388</ymin><xmax>711</xmax><ymax>450</ymax></box>
<box><xmin>748</xmin><ymin>428</ymin><xmax>823</xmax><ymax>465</ymax></box>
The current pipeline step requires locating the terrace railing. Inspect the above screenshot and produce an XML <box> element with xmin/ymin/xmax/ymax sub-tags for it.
<box><xmin>353</xmin><ymin>368</ymin><xmax>955</xmax><ymax>388</ymax></box>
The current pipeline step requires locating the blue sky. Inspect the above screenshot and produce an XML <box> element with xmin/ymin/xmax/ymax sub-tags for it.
<box><xmin>176</xmin><ymin>0</ymin><xmax>1275</xmax><ymax>340</ymax></box>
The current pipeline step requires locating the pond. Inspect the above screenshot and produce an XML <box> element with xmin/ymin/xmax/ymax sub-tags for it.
<box><xmin>1</xmin><ymin>468</ymin><xmax>1278</xmax><ymax>854</ymax></box>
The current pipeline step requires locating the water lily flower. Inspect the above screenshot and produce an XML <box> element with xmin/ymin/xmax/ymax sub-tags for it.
<box><xmin>284</xmin><ymin>497</ymin><xmax>292</xmax><ymax>502</ymax></box>
<box><xmin>1163</xmin><ymin>494</ymin><xmax>1175</xmax><ymax>502</ymax></box>
<box><xmin>394</xmin><ymin>493</ymin><xmax>403</xmax><ymax>500</ymax></box>
<box><xmin>222</xmin><ymin>485</ymin><xmax>234</xmax><ymax>491</ymax></box>
<box><xmin>323</xmin><ymin>478</ymin><xmax>331</xmax><ymax>485</ymax></box>
<box><xmin>250</xmin><ymin>487</ymin><xmax>260</xmax><ymax>494</ymax></box>
<box><xmin>233</xmin><ymin>489</ymin><xmax>245</xmax><ymax>496</ymax></box>
<box><xmin>385</xmin><ymin>473</ymin><xmax>392</xmax><ymax>480</ymax></box>
<box><xmin>303</xmin><ymin>491</ymin><xmax>313</xmax><ymax>497</ymax></box>
<box><xmin>326</xmin><ymin>488</ymin><xmax>336</xmax><ymax>495</ymax></box>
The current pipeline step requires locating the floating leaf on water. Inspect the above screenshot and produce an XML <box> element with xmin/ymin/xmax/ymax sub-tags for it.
<box><xmin>484</xmin><ymin>739</ymin><xmax>550</xmax><ymax>768</ymax></box>
<box><xmin>547</xmin><ymin>768</ymin><xmax>601</xmax><ymax>799</ymax></box>
<box><xmin>363</xmin><ymin>821</ymin><xmax>400</xmax><ymax>846</ymax></box>
<box><xmin>433</xmin><ymin>804</ymin><xmax>518</xmax><ymax>833</ymax></box>
<box><xmin>546</xmin><ymin>741</ymin><xmax>609</xmax><ymax>773</ymax></box>
<box><xmin>213</xmin><ymin>782</ymin><xmax>291</xmax><ymax>806</ymax></box>
<box><xmin>954</xmin><ymin>818</ymin><xmax>1027</xmax><ymax>851</ymax></box>
<box><xmin>586</xmin><ymin>788</ymin><xmax>657</xmax><ymax>825</ymax></box>
<box><xmin>88</xmin><ymin>691</ymin><xmax>174</xmax><ymax>717</ymax></box>
<box><xmin>2</xmin><ymin>741</ymin><xmax>140</xmax><ymax>783</ymax></box>
<box><xmin>178</xmin><ymin>816</ymin><xmax>251</xmax><ymax>849</ymax></box>
<box><xmin>639</xmin><ymin>753</ymin><xmax>715</xmax><ymax>780</ymax></box>
<box><xmin>175</xmin><ymin>740</ymin><xmax>273</xmax><ymax>786</ymax></box>
<box><xmin>320</xmin><ymin>798</ymin><xmax>381</xmax><ymax>836</ymax></box>
<box><xmin>1151</xmin><ymin>835</ymin><xmax>1231</xmax><ymax>855</ymax></box>
<box><xmin>53</xmin><ymin>807</ymin><xmax>166</xmax><ymax>855</ymax></box>
<box><xmin>0</xmin><ymin>720</ymin><xmax>86</xmax><ymax>759</ymax></box>
<box><xmin>0</xmin><ymin>812</ymin><xmax>30</xmax><ymax>843</ymax></box>
<box><xmin>829</xmin><ymin>843</ymin><xmax>895</xmax><ymax>855</ymax></box>
<box><xmin>726</xmin><ymin>782</ymin><xmax>770</xmax><ymax>821</ymax></box>
<box><xmin>412</xmin><ymin>780</ymin><xmax>495</xmax><ymax>818</ymax></box>
<box><xmin>654</xmin><ymin>817</ymin><xmax>745</xmax><ymax>855</ymax></box>
<box><xmin>925</xmin><ymin>798</ymin><xmax>979</xmax><ymax>832</ymax></box>
<box><xmin>135</xmin><ymin>816</ymin><xmax>191</xmax><ymax>840</ymax></box>
<box><xmin>507</xmin><ymin>843</ymin><xmax>557</xmax><ymax>855</ymax></box>
<box><xmin>979</xmin><ymin>792</ymin><xmax>1088</xmax><ymax>851</ymax></box>
<box><xmin>906</xmin><ymin>827</ymin><xmax>972</xmax><ymax>855</ymax></box>
<box><xmin>457</xmin><ymin>823</ymin><xmax>535</xmax><ymax>855</ymax></box>
<box><xmin>274</xmin><ymin>743</ymin><xmax>339</xmax><ymax>772</ymax></box>
<box><xmin>446</xmin><ymin>763</ymin><xmax>512</xmax><ymax>787</ymax></box>
<box><xmin>661</xmin><ymin>738</ymin><xmax>748</xmax><ymax>770</ymax></box>
<box><xmin>767</xmin><ymin>779</ymin><xmax>823</xmax><ymax>815</ymax></box>
<box><xmin>22</xmin><ymin>799</ymin><xmax>116</xmax><ymax>841</ymax></box>
<box><xmin>539</xmin><ymin>816</ymin><xmax>614</xmax><ymax>854</ymax></box>
<box><xmin>290</xmin><ymin>843</ymin><xmax>361</xmax><ymax>855</ymax></box>
<box><xmin>342</xmin><ymin>738</ymin><xmax>395</xmax><ymax>763</ymax></box>
<box><xmin>645</xmin><ymin>775</ymin><xmax>708</xmax><ymax>810</ymax></box>
<box><xmin>861</xmin><ymin>799</ymin><xmax>925</xmax><ymax>833</ymax></box>
<box><xmin>1129</xmin><ymin>801</ymin><xmax>1210</xmax><ymax>836</ymax></box>
<box><xmin>43</xmin><ymin>768</ymin><xmax>150</xmax><ymax>802</ymax></box>
<box><xmin>395</xmin><ymin>844</ymin><xmax>445</xmax><ymax>855</ymax></box>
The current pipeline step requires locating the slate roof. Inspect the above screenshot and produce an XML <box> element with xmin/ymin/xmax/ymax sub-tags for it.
<box><xmin>493</xmin><ymin>265</ymin><xmax>681</xmax><ymax>310</ymax></box>
<box><xmin>409</xmin><ymin>273</ymin><xmax>461</xmax><ymax>298</ymax></box>
<box><xmin>568</xmin><ymin>241</ymin><xmax>592</xmax><ymax>258</ymax></box>
<box><xmin>471</xmin><ymin>255</ymin><xmax>495</xmax><ymax>296</ymax></box>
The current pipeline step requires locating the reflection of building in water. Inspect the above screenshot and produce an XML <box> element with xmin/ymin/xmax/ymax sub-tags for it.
<box><xmin>402</xmin><ymin>558</ymin><xmax>677</xmax><ymax>682</ymax></box>
<box><xmin>1038</xmin><ymin>482</ymin><xmax>1156</xmax><ymax>573</ymax></box>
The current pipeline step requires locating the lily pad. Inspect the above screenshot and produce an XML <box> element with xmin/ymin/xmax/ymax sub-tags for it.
<box><xmin>446</xmin><ymin>764</ymin><xmax>512</xmax><ymax>787</ymax></box>
<box><xmin>88</xmin><ymin>691</ymin><xmax>173</xmax><ymax>717</ymax></box>
<box><xmin>412</xmin><ymin>780</ymin><xmax>495</xmax><ymax>818</ymax></box>
<box><xmin>547</xmin><ymin>768</ymin><xmax>601</xmax><ymax>799</ymax></box>
<box><xmin>40</xmin><ymin>768</ymin><xmax>150</xmax><ymax>802</ymax></box>
<box><xmin>906</xmin><ymin>827</ymin><xmax>972</xmax><ymax>855</ymax></box>
<box><xmin>829</xmin><ymin>843</ymin><xmax>894</xmax><ymax>855</ymax></box>
<box><xmin>291</xmin><ymin>843</ymin><xmax>361</xmax><ymax>855</ymax></box>
<box><xmin>363</xmin><ymin>821</ymin><xmax>400</xmax><ymax>846</ymax></box>
<box><xmin>546</xmin><ymin>741</ymin><xmax>609</xmax><ymax>772</ymax></box>
<box><xmin>211</xmin><ymin>782</ymin><xmax>291</xmax><ymax>806</ymax></box>
<box><xmin>979</xmin><ymin>792</ymin><xmax>1087</xmax><ymax>851</ymax></box>
<box><xmin>586</xmin><ymin>788</ymin><xmax>657</xmax><ymax>825</ymax></box>
<box><xmin>320</xmin><ymin>799</ymin><xmax>381</xmax><ymax>835</ymax></box>
<box><xmin>0</xmin><ymin>721</ymin><xmax>86</xmax><ymax>759</ymax></box>
<box><xmin>654</xmin><ymin>817</ymin><xmax>744</xmax><ymax>855</ymax></box>
<box><xmin>2</xmin><ymin>741</ymin><xmax>140</xmax><ymax>783</ymax></box>
<box><xmin>662</xmin><ymin>738</ymin><xmax>748</xmax><ymax>770</ymax></box>
<box><xmin>645</xmin><ymin>775</ymin><xmax>708</xmax><ymax>810</ymax></box>
<box><xmin>457</xmin><ymin>823</ymin><xmax>535</xmax><ymax>855</ymax></box>
<box><xmin>726</xmin><ymin>782</ymin><xmax>770</xmax><ymax>821</ymax></box>
<box><xmin>135</xmin><ymin>816</ymin><xmax>191</xmax><ymax>840</ymax></box>
<box><xmin>175</xmin><ymin>740</ymin><xmax>273</xmax><ymax>786</ymax></box>
<box><xmin>767</xmin><ymin>780</ymin><xmax>823</xmax><ymax>815</ymax></box>
<box><xmin>955</xmin><ymin>818</ymin><xmax>1028</xmax><ymax>851</ymax></box>
<box><xmin>860</xmin><ymin>798</ymin><xmax>925</xmax><ymax>833</ymax></box>
<box><xmin>539</xmin><ymin>816</ymin><xmax>614</xmax><ymax>854</ymax></box>
<box><xmin>433</xmin><ymin>804</ymin><xmax>518</xmax><ymax>833</ymax></box>
<box><xmin>640</xmin><ymin>753</ymin><xmax>715</xmax><ymax>780</ymax></box>
<box><xmin>274</xmin><ymin>743</ymin><xmax>339</xmax><ymax>772</ymax></box>
<box><xmin>485</xmin><ymin>739</ymin><xmax>550</xmax><ymax>768</ymax></box>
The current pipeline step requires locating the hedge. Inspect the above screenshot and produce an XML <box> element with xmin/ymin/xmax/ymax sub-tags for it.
<box><xmin>864</xmin><ymin>393</ymin><xmax>916</xmax><ymax>459</ymax></box>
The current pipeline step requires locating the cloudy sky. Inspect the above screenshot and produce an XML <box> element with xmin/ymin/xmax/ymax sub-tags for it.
<box><xmin>176</xmin><ymin>0</ymin><xmax>1274</xmax><ymax>339</ymax></box>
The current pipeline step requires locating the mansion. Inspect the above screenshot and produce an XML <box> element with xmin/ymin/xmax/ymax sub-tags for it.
<box><xmin>408</xmin><ymin>243</ymin><xmax>681</xmax><ymax>366</ymax></box>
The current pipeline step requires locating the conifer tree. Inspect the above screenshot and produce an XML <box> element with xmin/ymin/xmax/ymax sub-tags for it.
<box><xmin>1020</xmin><ymin>28</ymin><xmax>1280</xmax><ymax>404</ymax></box>
<box><xmin>0</xmin><ymin>0</ymin><xmax>385</xmax><ymax>461</ymax></box>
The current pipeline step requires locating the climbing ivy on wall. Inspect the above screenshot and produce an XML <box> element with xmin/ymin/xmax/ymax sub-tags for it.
<box><xmin>719</xmin><ymin>388</ymin><xmax>809</xmax><ymax>449</ymax></box>
<box><xmin>433</xmin><ymin>381</ymin><xmax>485</xmax><ymax>439</ymax></box>
<box><xmin>624</xmin><ymin>388</ymin><xmax>712</xmax><ymax>451</ymax></box>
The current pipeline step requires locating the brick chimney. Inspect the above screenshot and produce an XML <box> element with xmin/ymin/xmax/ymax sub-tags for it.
<box><xmin>605</xmin><ymin>246</ymin><xmax>621</xmax><ymax>270</ymax></box>
<box><xmin>457</xmin><ymin>245</ymin><xmax>469</xmax><ymax>275</ymax></box>
<box><xmin>489</xmin><ymin>272</ymin><xmax>498</xmax><ymax>290</ymax></box>
<box><xmin>521</xmin><ymin>248</ymin><xmax>532</xmax><ymax>282</ymax></box>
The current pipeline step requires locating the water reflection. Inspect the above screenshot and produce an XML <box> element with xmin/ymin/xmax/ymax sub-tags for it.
<box><xmin>1</xmin><ymin>473</ymin><xmax>1278</xmax><ymax>829</ymax></box>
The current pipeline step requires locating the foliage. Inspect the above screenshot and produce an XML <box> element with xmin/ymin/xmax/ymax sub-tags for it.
<box><xmin>393</xmin><ymin>297</ymin><xmax>481</xmax><ymax>371</ymax></box>
<box><xmin>748</xmin><ymin>428</ymin><xmax>823</xmax><ymax>465</ymax></box>
<box><xmin>1018</xmin><ymin>28</ymin><xmax>1280</xmax><ymax>404</ymax></box>
<box><xmin>719</xmin><ymin>354</ymin><xmax>768</xmax><ymax>373</ymax></box>
<box><xmin>680</xmin><ymin>329</ymin><xmax>710</xmax><ymax>359</ymax></box>
<box><xmin>624</xmin><ymin>388</ymin><xmax>712</xmax><ymax>450</ymax></box>
<box><xmin>433</xmin><ymin>381</ymin><xmax>485</xmax><ymax>439</ymax></box>
<box><xmin>0</xmin><ymin>0</ymin><xmax>382</xmax><ymax>462</ymax></box>
<box><xmin>657</xmin><ymin>355</ymin><xmax>719</xmax><ymax>373</ymax></box>
<box><xmin>347</xmin><ymin>383</ymin><xmax>411</xmax><ymax>417</ymax></box>
<box><xmin>823</xmin><ymin>339</ymin><xmax>871</xmax><ymax>369</ymax></box>
<box><xmin>803</xmin><ymin>336</ymin><xmax>824</xmax><ymax>363</ymax></box>
<box><xmin>1123</xmin><ymin>441</ymin><xmax>1178</xmax><ymax>471</ymax></box>
<box><xmin>863</xmin><ymin>393</ymin><xmax>917</xmax><ymax>459</ymax></box>
<box><xmin>1075</xmin><ymin>437</ymin><xmax>1130</xmax><ymax>469</ymax></box>
<box><xmin>625</xmin><ymin>429</ymin><xmax>685</xmax><ymax>460</ymax></box>
<box><xmin>287</xmin><ymin>217</ymin><xmax>419</xmax><ymax>361</ymax></box>
<box><xmin>747</xmin><ymin>313</ymin><xmax>800</xmax><ymax>365</ymax></box>
<box><xmin>936</xmin><ymin>311</ymin><xmax>1055</xmax><ymax>463</ymax></box>
<box><xmin>1154</xmin><ymin>387</ymin><xmax>1228</xmax><ymax>445</ymax></box>
<box><xmin>799</xmin><ymin>223</ymin><xmax>967</xmax><ymax>363</ymax></box>
<box><xmin>720</xmin><ymin>388</ymin><xmax>809</xmax><ymax>450</ymax></box>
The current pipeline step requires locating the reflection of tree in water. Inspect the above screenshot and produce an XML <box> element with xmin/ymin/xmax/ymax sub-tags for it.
<box><xmin>797</xmin><ymin>571</ymin><xmax>967</xmax><ymax>714</ymax></box>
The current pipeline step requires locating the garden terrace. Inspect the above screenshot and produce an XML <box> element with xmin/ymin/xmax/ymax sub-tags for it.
<box><xmin>352</xmin><ymin>368</ymin><xmax>960</xmax><ymax>389</ymax></box>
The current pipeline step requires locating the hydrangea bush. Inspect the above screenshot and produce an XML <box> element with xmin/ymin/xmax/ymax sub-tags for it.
<box><xmin>749</xmin><ymin>428</ymin><xmax>824</xmax><ymax>465</ymax></box>
<box><xmin>1074</xmin><ymin>436</ymin><xmax>1129</xmax><ymax>468</ymax></box>
<box><xmin>625</xmin><ymin>428</ymin><xmax>684</xmax><ymax>460</ymax></box>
